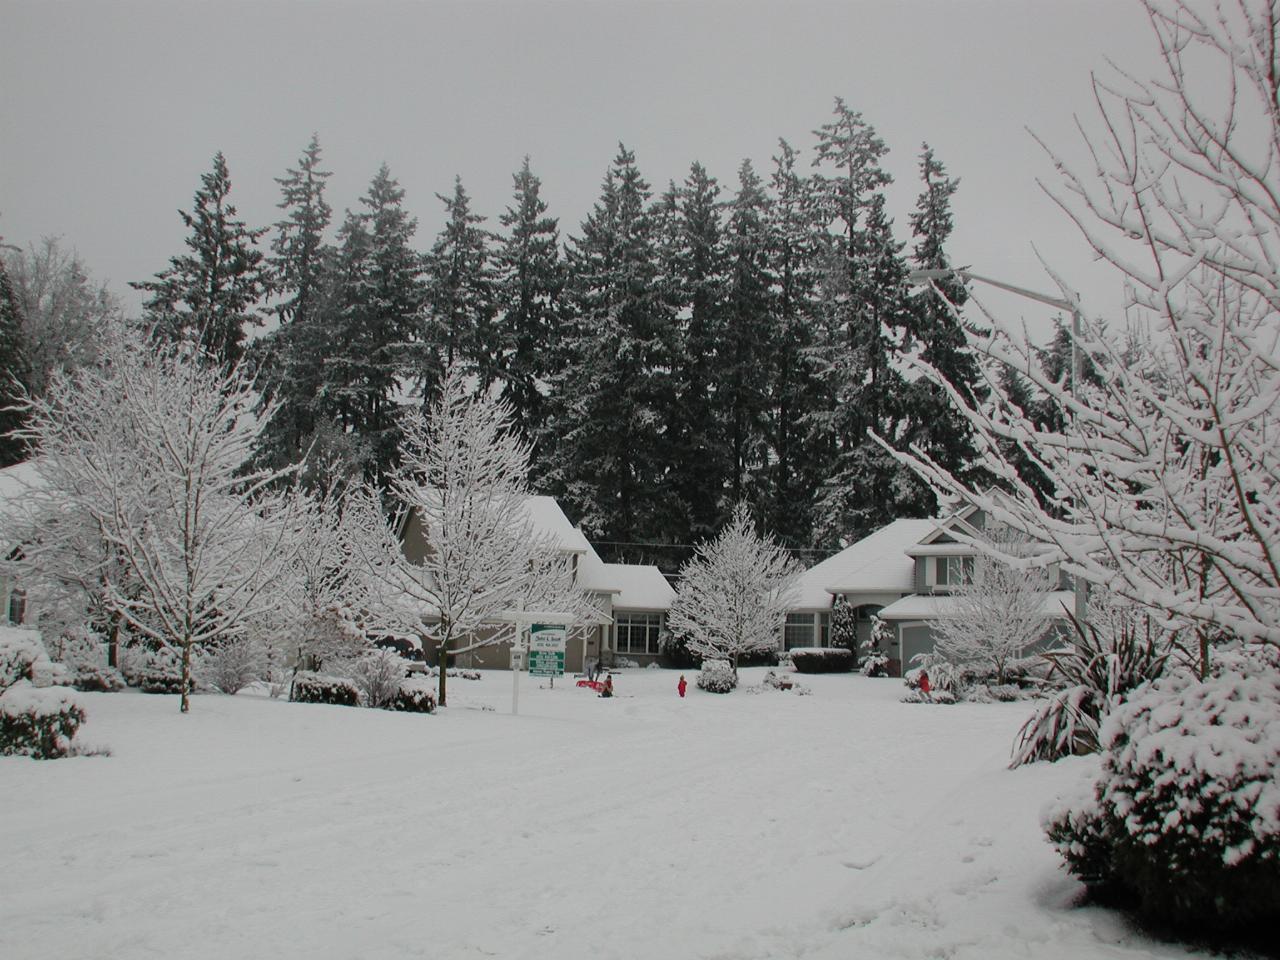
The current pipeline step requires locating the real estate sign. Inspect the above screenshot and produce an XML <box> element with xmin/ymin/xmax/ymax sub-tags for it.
<box><xmin>528</xmin><ymin>623</ymin><xmax>567</xmax><ymax>677</ymax></box>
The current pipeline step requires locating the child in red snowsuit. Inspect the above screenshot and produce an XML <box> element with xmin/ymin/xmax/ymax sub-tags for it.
<box><xmin>677</xmin><ymin>674</ymin><xmax>687</xmax><ymax>698</ymax></box>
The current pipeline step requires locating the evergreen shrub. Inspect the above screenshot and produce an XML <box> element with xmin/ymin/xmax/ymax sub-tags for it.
<box><xmin>290</xmin><ymin>671</ymin><xmax>360</xmax><ymax>706</ymax></box>
<box><xmin>391</xmin><ymin>679</ymin><xmax>437</xmax><ymax>713</ymax></box>
<box><xmin>1043</xmin><ymin>664</ymin><xmax>1280</xmax><ymax>934</ymax></box>
<box><xmin>0</xmin><ymin>681</ymin><xmax>86</xmax><ymax>759</ymax></box>
<box><xmin>790</xmin><ymin>647</ymin><xmax>854</xmax><ymax>673</ymax></box>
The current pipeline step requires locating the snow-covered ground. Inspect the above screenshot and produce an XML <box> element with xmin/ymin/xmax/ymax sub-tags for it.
<box><xmin>1</xmin><ymin>668</ymin><xmax>1214</xmax><ymax>960</ymax></box>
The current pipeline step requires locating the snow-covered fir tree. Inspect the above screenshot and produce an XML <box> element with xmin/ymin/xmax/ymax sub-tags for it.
<box><xmin>721</xmin><ymin>159</ymin><xmax>775</xmax><ymax>510</ymax></box>
<box><xmin>425</xmin><ymin>175</ymin><xmax>499</xmax><ymax>387</ymax></box>
<box><xmin>255</xmin><ymin>134</ymin><xmax>335</xmax><ymax>468</ymax></box>
<box><xmin>321</xmin><ymin>164</ymin><xmax>423</xmax><ymax>479</ymax></box>
<box><xmin>762</xmin><ymin>140</ymin><xmax>825</xmax><ymax>550</ymax></box>
<box><xmin>663</xmin><ymin>161</ymin><xmax>730</xmax><ymax>543</ymax></box>
<box><xmin>668</xmin><ymin>502</ymin><xmax>800</xmax><ymax>673</ymax></box>
<box><xmin>545</xmin><ymin>144</ymin><xmax>677</xmax><ymax>556</ymax></box>
<box><xmin>134</xmin><ymin>151</ymin><xmax>269</xmax><ymax>367</ymax></box>
<box><xmin>494</xmin><ymin>157</ymin><xmax>564</xmax><ymax>467</ymax></box>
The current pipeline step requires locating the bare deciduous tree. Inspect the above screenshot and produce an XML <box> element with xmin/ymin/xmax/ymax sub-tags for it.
<box><xmin>668</xmin><ymin>503</ymin><xmax>800</xmax><ymax>673</ymax></box>
<box><xmin>20</xmin><ymin>336</ymin><xmax>298</xmax><ymax>711</ymax></box>
<box><xmin>883</xmin><ymin>0</ymin><xmax>1280</xmax><ymax>669</ymax></box>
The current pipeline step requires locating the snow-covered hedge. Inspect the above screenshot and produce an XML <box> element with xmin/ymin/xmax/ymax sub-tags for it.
<box><xmin>290</xmin><ymin>671</ymin><xmax>360</xmax><ymax>707</ymax></box>
<box><xmin>1043</xmin><ymin>665</ymin><xmax>1280</xmax><ymax>932</ymax></box>
<box><xmin>71</xmin><ymin>663</ymin><xmax>126</xmax><ymax>693</ymax></box>
<box><xmin>697</xmin><ymin>659</ymin><xmax>737</xmax><ymax>693</ymax></box>
<box><xmin>789</xmin><ymin>647</ymin><xmax>853</xmax><ymax>673</ymax></box>
<box><xmin>0</xmin><ymin>680</ymin><xmax>87</xmax><ymax>759</ymax></box>
<box><xmin>390</xmin><ymin>678</ymin><xmax>437</xmax><ymax>714</ymax></box>
<box><xmin>1</xmin><ymin>627</ymin><xmax>51</xmax><ymax>689</ymax></box>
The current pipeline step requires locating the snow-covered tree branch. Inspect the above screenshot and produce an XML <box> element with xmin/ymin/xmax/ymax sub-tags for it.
<box><xmin>931</xmin><ymin>524</ymin><xmax>1059</xmax><ymax>683</ymax></box>
<box><xmin>668</xmin><ymin>503</ymin><xmax>800</xmax><ymax>672</ymax></box>
<box><xmin>879</xmin><ymin>0</ymin><xmax>1280</xmax><ymax>663</ymax></box>
<box><xmin>19</xmin><ymin>335</ymin><xmax>299</xmax><ymax>711</ymax></box>
<box><xmin>346</xmin><ymin>365</ymin><xmax>584</xmax><ymax>706</ymax></box>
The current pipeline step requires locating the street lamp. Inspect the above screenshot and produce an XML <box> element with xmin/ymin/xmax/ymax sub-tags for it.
<box><xmin>907</xmin><ymin>266</ymin><xmax>1087</xmax><ymax>622</ymax></box>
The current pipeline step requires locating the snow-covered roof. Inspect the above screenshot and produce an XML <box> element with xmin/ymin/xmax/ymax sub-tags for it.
<box><xmin>876</xmin><ymin>591</ymin><xmax>1077</xmax><ymax>622</ymax></box>
<box><xmin>522</xmin><ymin>496</ymin><xmax>592</xmax><ymax>554</ymax></box>
<box><xmin>791</xmin><ymin>518</ymin><xmax>938</xmax><ymax>609</ymax></box>
<box><xmin>574</xmin><ymin>540</ymin><xmax>674</xmax><ymax>611</ymax></box>
<box><xmin>602</xmin><ymin>562</ymin><xmax>674</xmax><ymax>611</ymax></box>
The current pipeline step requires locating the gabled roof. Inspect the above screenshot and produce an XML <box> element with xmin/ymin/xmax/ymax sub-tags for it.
<box><xmin>602</xmin><ymin>562</ymin><xmax>674</xmax><ymax>611</ymax></box>
<box><xmin>791</xmin><ymin>518</ymin><xmax>938</xmax><ymax>609</ymax></box>
<box><xmin>523</xmin><ymin>496</ymin><xmax>592</xmax><ymax>554</ymax></box>
<box><xmin>575</xmin><ymin>539</ymin><xmax>674</xmax><ymax>611</ymax></box>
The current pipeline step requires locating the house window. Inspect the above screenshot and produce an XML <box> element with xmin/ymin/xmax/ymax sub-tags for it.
<box><xmin>8</xmin><ymin>590</ymin><xmax>26</xmax><ymax>625</ymax></box>
<box><xmin>818</xmin><ymin>612</ymin><xmax>830</xmax><ymax>646</ymax></box>
<box><xmin>935</xmin><ymin>556</ymin><xmax>974</xmax><ymax>589</ymax></box>
<box><xmin>615</xmin><ymin>612</ymin><xmax>662</xmax><ymax>655</ymax></box>
<box><xmin>784</xmin><ymin>613</ymin><xmax>815</xmax><ymax>650</ymax></box>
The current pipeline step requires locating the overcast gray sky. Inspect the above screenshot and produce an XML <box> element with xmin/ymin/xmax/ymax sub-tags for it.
<box><xmin>1</xmin><ymin>0</ymin><xmax>1157</xmax><ymax>340</ymax></box>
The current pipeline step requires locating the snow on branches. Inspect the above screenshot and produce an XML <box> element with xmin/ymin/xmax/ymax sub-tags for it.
<box><xmin>882</xmin><ymin>0</ymin><xmax>1280</xmax><ymax>657</ymax></box>
<box><xmin>346</xmin><ymin>365</ymin><xmax>587</xmax><ymax>706</ymax></box>
<box><xmin>19</xmin><ymin>335</ymin><xmax>299</xmax><ymax>711</ymax></box>
<box><xmin>668</xmin><ymin>503</ymin><xmax>800</xmax><ymax>672</ymax></box>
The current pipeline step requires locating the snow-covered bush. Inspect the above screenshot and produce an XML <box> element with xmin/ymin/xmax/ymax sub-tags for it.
<box><xmin>790</xmin><ymin>647</ymin><xmax>854</xmax><ymax>673</ymax></box>
<box><xmin>900</xmin><ymin>687</ymin><xmax>957</xmax><ymax>705</ymax></box>
<box><xmin>390</xmin><ymin>678</ymin><xmax>437</xmax><ymax>714</ymax></box>
<box><xmin>697</xmin><ymin>659</ymin><xmax>737</xmax><ymax>693</ymax></box>
<box><xmin>1043</xmin><ymin>666</ymin><xmax>1280</xmax><ymax>933</ymax></box>
<box><xmin>349</xmin><ymin>648</ymin><xmax>409</xmax><ymax>708</ymax></box>
<box><xmin>861</xmin><ymin>617</ymin><xmax>893</xmax><ymax>677</ymax></box>
<box><xmin>121</xmin><ymin>646</ymin><xmax>185</xmax><ymax>694</ymax></box>
<box><xmin>198</xmin><ymin>635</ymin><xmax>265</xmax><ymax>695</ymax></box>
<box><xmin>905</xmin><ymin>657</ymin><xmax>963</xmax><ymax>695</ymax></box>
<box><xmin>1010</xmin><ymin>613</ymin><xmax>1171</xmax><ymax>767</ymax></box>
<box><xmin>71</xmin><ymin>663</ymin><xmax>126</xmax><ymax>693</ymax></box>
<box><xmin>0</xmin><ymin>680</ymin><xmax>87</xmax><ymax>758</ymax></box>
<box><xmin>759</xmin><ymin>670</ymin><xmax>807</xmax><ymax>695</ymax></box>
<box><xmin>1</xmin><ymin>628</ymin><xmax>51</xmax><ymax>689</ymax></box>
<box><xmin>290</xmin><ymin>671</ymin><xmax>360</xmax><ymax>706</ymax></box>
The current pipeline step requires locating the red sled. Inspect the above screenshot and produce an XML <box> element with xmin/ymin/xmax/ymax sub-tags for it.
<box><xmin>576</xmin><ymin>679</ymin><xmax>604</xmax><ymax>692</ymax></box>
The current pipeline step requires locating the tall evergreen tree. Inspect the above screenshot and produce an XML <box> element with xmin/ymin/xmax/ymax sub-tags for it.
<box><xmin>763</xmin><ymin>140</ymin><xmax>825</xmax><ymax>549</ymax></box>
<box><xmin>545</xmin><ymin>145</ymin><xmax>676</xmax><ymax>558</ymax></box>
<box><xmin>320</xmin><ymin>164</ymin><xmax>424</xmax><ymax>478</ymax></box>
<box><xmin>722</xmin><ymin>159</ymin><xmax>775</xmax><ymax>509</ymax></box>
<box><xmin>665</xmin><ymin>162</ymin><xmax>730</xmax><ymax>541</ymax></box>
<box><xmin>257</xmin><ymin>135</ymin><xmax>334</xmax><ymax>466</ymax></box>
<box><xmin>134</xmin><ymin>151</ymin><xmax>268</xmax><ymax>367</ymax></box>
<box><xmin>0</xmin><ymin>257</ymin><xmax>31</xmax><ymax>466</ymax></box>
<box><xmin>902</xmin><ymin>145</ymin><xmax>985</xmax><ymax>502</ymax></box>
<box><xmin>425</xmin><ymin>176</ymin><xmax>499</xmax><ymax>387</ymax></box>
<box><xmin>495</xmin><ymin>157</ymin><xmax>564</xmax><ymax>465</ymax></box>
<box><xmin>809</xmin><ymin>100</ymin><xmax>916</xmax><ymax>545</ymax></box>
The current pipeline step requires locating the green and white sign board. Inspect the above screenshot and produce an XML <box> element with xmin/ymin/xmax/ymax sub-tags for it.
<box><xmin>528</xmin><ymin>623</ymin><xmax>567</xmax><ymax>677</ymax></box>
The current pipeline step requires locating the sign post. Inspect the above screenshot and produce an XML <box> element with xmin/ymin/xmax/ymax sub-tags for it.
<box><xmin>529</xmin><ymin>623</ymin><xmax>567</xmax><ymax>684</ymax></box>
<box><xmin>498</xmin><ymin>608</ymin><xmax>575</xmax><ymax>716</ymax></box>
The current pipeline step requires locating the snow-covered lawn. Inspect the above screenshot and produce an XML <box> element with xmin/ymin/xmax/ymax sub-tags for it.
<box><xmin>1</xmin><ymin>669</ymin><xmax>1209</xmax><ymax>959</ymax></box>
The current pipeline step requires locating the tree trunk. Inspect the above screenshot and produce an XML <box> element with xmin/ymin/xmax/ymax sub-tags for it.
<box><xmin>180</xmin><ymin>638</ymin><xmax>193</xmax><ymax>713</ymax></box>
<box><xmin>437</xmin><ymin>638</ymin><xmax>449</xmax><ymax>708</ymax></box>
